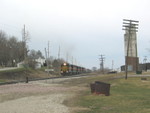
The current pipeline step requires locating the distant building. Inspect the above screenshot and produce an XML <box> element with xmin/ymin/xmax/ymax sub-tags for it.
<box><xmin>17</xmin><ymin>57</ymin><xmax>46</xmax><ymax>69</ymax></box>
<box><xmin>139</xmin><ymin>63</ymin><xmax>150</xmax><ymax>71</ymax></box>
<box><xmin>35</xmin><ymin>57</ymin><xmax>46</xmax><ymax>66</ymax></box>
<box><xmin>17</xmin><ymin>62</ymin><xmax>24</xmax><ymax>68</ymax></box>
<box><xmin>121</xmin><ymin>63</ymin><xmax>150</xmax><ymax>72</ymax></box>
<box><xmin>35</xmin><ymin>62</ymin><xmax>42</xmax><ymax>69</ymax></box>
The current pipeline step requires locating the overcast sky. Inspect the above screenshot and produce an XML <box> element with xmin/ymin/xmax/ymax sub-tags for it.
<box><xmin>0</xmin><ymin>0</ymin><xmax>150</xmax><ymax>69</ymax></box>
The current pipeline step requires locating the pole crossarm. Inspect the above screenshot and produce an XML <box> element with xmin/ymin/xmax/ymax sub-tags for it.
<box><xmin>123</xmin><ymin>19</ymin><xmax>139</xmax><ymax>23</ymax></box>
<box><xmin>122</xmin><ymin>25</ymin><xmax>138</xmax><ymax>28</ymax></box>
<box><xmin>122</xmin><ymin>29</ymin><xmax>138</xmax><ymax>32</ymax></box>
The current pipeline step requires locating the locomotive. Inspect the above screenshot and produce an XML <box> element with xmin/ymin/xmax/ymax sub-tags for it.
<box><xmin>60</xmin><ymin>62</ymin><xmax>86</xmax><ymax>75</ymax></box>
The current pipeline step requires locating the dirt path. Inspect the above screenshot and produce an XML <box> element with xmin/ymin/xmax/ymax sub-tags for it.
<box><xmin>0</xmin><ymin>94</ymin><xmax>70</xmax><ymax>113</ymax></box>
<box><xmin>0</xmin><ymin>79</ymin><xmax>75</xmax><ymax>113</ymax></box>
<box><xmin>0</xmin><ymin>67</ymin><xmax>19</xmax><ymax>71</ymax></box>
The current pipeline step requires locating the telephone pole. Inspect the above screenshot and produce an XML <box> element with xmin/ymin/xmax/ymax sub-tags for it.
<box><xmin>45</xmin><ymin>48</ymin><xmax>49</xmax><ymax>75</ymax></box>
<box><xmin>48</xmin><ymin>41</ymin><xmax>50</xmax><ymax>62</ymax></box>
<box><xmin>22</xmin><ymin>24</ymin><xmax>27</xmax><ymax>61</ymax></box>
<box><xmin>99</xmin><ymin>55</ymin><xmax>105</xmax><ymax>74</ymax></box>
<box><xmin>143</xmin><ymin>56</ymin><xmax>147</xmax><ymax>63</ymax></box>
<box><xmin>22</xmin><ymin>24</ymin><xmax>29</xmax><ymax>62</ymax></box>
<box><xmin>58</xmin><ymin>45</ymin><xmax>60</xmax><ymax>59</ymax></box>
<box><xmin>112</xmin><ymin>60</ymin><xmax>114</xmax><ymax>71</ymax></box>
<box><xmin>47</xmin><ymin>41</ymin><xmax>52</xmax><ymax>68</ymax></box>
<box><xmin>22</xmin><ymin>25</ymin><xmax>29</xmax><ymax>82</ymax></box>
<box><xmin>143</xmin><ymin>56</ymin><xmax>147</xmax><ymax>71</ymax></box>
<box><xmin>58</xmin><ymin>45</ymin><xmax>61</xmax><ymax>75</ymax></box>
<box><xmin>122</xmin><ymin>19</ymin><xmax>139</xmax><ymax>79</ymax></box>
<box><xmin>66</xmin><ymin>52</ymin><xmax>69</xmax><ymax>63</ymax></box>
<box><xmin>72</xmin><ymin>56</ymin><xmax>73</xmax><ymax>65</ymax></box>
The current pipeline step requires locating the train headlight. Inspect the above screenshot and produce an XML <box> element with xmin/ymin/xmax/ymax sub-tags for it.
<box><xmin>63</xmin><ymin>63</ymin><xmax>67</xmax><ymax>66</ymax></box>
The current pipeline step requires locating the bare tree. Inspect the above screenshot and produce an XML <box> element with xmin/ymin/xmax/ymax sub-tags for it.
<box><xmin>0</xmin><ymin>31</ymin><xmax>8</xmax><ymax>66</ymax></box>
<box><xmin>0</xmin><ymin>30</ymin><xmax>24</xmax><ymax>67</ymax></box>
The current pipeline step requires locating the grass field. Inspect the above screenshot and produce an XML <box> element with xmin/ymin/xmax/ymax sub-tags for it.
<box><xmin>64</xmin><ymin>74</ymin><xmax>150</xmax><ymax>113</ymax></box>
<box><xmin>0</xmin><ymin>67</ymin><xmax>51</xmax><ymax>82</ymax></box>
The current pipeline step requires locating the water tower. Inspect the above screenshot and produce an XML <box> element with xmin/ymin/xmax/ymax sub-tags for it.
<box><xmin>123</xmin><ymin>19</ymin><xmax>139</xmax><ymax>72</ymax></box>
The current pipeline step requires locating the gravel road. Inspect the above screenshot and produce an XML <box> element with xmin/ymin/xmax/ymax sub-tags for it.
<box><xmin>0</xmin><ymin>94</ymin><xmax>70</xmax><ymax>113</ymax></box>
<box><xmin>0</xmin><ymin>80</ymin><xmax>74</xmax><ymax>113</ymax></box>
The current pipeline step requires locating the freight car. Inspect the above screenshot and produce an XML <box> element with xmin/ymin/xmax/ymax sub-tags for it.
<box><xmin>60</xmin><ymin>62</ymin><xmax>86</xmax><ymax>75</ymax></box>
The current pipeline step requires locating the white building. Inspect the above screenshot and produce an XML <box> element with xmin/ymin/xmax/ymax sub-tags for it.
<box><xmin>35</xmin><ymin>57</ymin><xmax>46</xmax><ymax>66</ymax></box>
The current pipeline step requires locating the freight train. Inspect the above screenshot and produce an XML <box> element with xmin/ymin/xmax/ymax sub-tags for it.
<box><xmin>60</xmin><ymin>62</ymin><xmax>87</xmax><ymax>75</ymax></box>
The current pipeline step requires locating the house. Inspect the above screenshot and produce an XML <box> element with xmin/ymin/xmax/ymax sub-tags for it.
<box><xmin>35</xmin><ymin>57</ymin><xmax>46</xmax><ymax>66</ymax></box>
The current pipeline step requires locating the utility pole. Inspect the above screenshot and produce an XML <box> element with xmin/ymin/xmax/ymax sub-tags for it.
<box><xmin>45</xmin><ymin>48</ymin><xmax>49</xmax><ymax>75</ymax></box>
<box><xmin>66</xmin><ymin>52</ymin><xmax>68</xmax><ymax>63</ymax></box>
<box><xmin>99</xmin><ymin>55</ymin><xmax>105</xmax><ymax>74</ymax></box>
<box><xmin>22</xmin><ymin>24</ymin><xmax>27</xmax><ymax>61</ymax></box>
<box><xmin>22</xmin><ymin>24</ymin><xmax>29</xmax><ymax>83</ymax></box>
<box><xmin>22</xmin><ymin>24</ymin><xmax>29</xmax><ymax>62</ymax></box>
<box><xmin>72</xmin><ymin>56</ymin><xmax>73</xmax><ymax>65</ymax></box>
<box><xmin>48</xmin><ymin>41</ymin><xmax>50</xmax><ymax>63</ymax></box>
<box><xmin>122</xmin><ymin>19</ymin><xmax>139</xmax><ymax>79</ymax></box>
<box><xmin>112</xmin><ymin>60</ymin><xmax>114</xmax><ymax>71</ymax></box>
<box><xmin>58</xmin><ymin>45</ymin><xmax>60</xmax><ymax>59</ymax></box>
<box><xmin>143</xmin><ymin>56</ymin><xmax>147</xmax><ymax>63</ymax></box>
<box><xmin>45</xmin><ymin>41</ymin><xmax>51</xmax><ymax>75</ymax></box>
<box><xmin>45</xmin><ymin>48</ymin><xmax>48</xmax><ymax>67</ymax></box>
<box><xmin>57</xmin><ymin>45</ymin><xmax>61</xmax><ymax>75</ymax></box>
<box><xmin>143</xmin><ymin>56</ymin><xmax>147</xmax><ymax>71</ymax></box>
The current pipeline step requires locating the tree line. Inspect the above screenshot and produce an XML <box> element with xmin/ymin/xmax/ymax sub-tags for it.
<box><xmin>0</xmin><ymin>30</ymin><xmax>48</xmax><ymax>67</ymax></box>
<box><xmin>0</xmin><ymin>30</ymin><xmax>65</xmax><ymax>74</ymax></box>
<box><xmin>0</xmin><ymin>30</ymin><xmax>25</xmax><ymax>67</ymax></box>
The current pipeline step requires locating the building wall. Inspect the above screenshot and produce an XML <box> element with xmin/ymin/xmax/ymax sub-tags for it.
<box><xmin>125</xmin><ymin>56</ymin><xmax>139</xmax><ymax>71</ymax></box>
<box><xmin>35</xmin><ymin>57</ymin><xmax>46</xmax><ymax>66</ymax></box>
<box><xmin>139</xmin><ymin>63</ymin><xmax>150</xmax><ymax>71</ymax></box>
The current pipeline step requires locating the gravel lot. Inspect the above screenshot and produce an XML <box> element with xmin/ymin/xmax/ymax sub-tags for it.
<box><xmin>0</xmin><ymin>94</ymin><xmax>70</xmax><ymax>113</ymax></box>
<box><xmin>0</xmin><ymin>79</ymin><xmax>77</xmax><ymax>113</ymax></box>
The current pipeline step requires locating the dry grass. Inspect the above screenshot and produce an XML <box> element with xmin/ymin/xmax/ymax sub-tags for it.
<box><xmin>54</xmin><ymin>73</ymin><xmax>150</xmax><ymax>113</ymax></box>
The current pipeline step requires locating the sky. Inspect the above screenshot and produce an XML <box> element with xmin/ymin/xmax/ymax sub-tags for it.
<box><xmin>0</xmin><ymin>0</ymin><xmax>150</xmax><ymax>70</ymax></box>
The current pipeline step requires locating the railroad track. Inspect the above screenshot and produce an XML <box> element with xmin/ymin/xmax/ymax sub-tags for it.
<box><xmin>0</xmin><ymin>74</ymin><xmax>89</xmax><ymax>85</ymax></box>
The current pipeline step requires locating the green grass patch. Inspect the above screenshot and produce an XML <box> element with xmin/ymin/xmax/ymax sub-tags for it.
<box><xmin>71</xmin><ymin>75</ymin><xmax>150</xmax><ymax>113</ymax></box>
